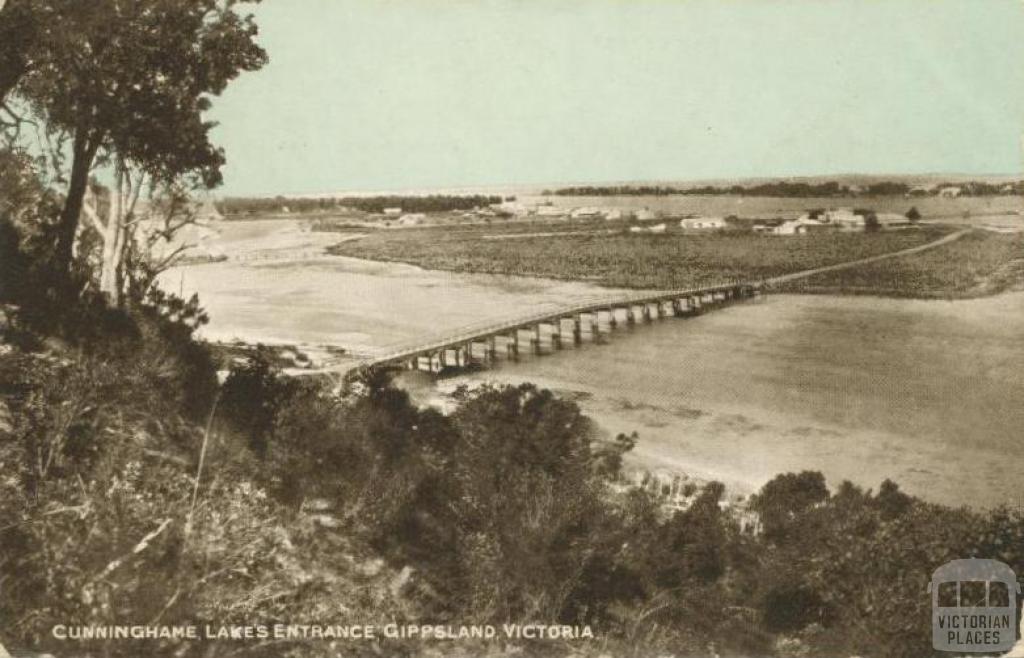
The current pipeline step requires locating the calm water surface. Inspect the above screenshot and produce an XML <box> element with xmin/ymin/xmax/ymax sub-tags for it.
<box><xmin>436</xmin><ymin>293</ymin><xmax>1024</xmax><ymax>508</ymax></box>
<box><xmin>165</xmin><ymin>220</ymin><xmax>1024</xmax><ymax>507</ymax></box>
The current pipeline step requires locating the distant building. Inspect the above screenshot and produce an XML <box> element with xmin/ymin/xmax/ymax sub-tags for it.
<box><xmin>823</xmin><ymin>208</ymin><xmax>865</xmax><ymax>231</ymax></box>
<box><xmin>570</xmin><ymin>207</ymin><xmax>602</xmax><ymax>219</ymax></box>
<box><xmin>536</xmin><ymin>206</ymin><xmax>567</xmax><ymax>218</ymax></box>
<box><xmin>629</xmin><ymin>223</ymin><xmax>666</xmax><ymax>234</ymax></box>
<box><xmin>774</xmin><ymin>216</ymin><xmax>825</xmax><ymax>235</ymax></box>
<box><xmin>635</xmin><ymin>208</ymin><xmax>657</xmax><ymax>221</ymax></box>
<box><xmin>604</xmin><ymin>209</ymin><xmax>623</xmax><ymax>221</ymax></box>
<box><xmin>938</xmin><ymin>187</ymin><xmax>962</xmax><ymax>198</ymax></box>
<box><xmin>752</xmin><ymin>220</ymin><xmax>784</xmax><ymax>234</ymax></box>
<box><xmin>679</xmin><ymin>216</ymin><xmax>726</xmax><ymax>230</ymax></box>
<box><xmin>383</xmin><ymin>207</ymin><xmax>402</xmax><ymax>216</ymax></box>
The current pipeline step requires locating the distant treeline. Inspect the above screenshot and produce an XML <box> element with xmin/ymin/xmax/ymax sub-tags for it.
<box><xmin>546</xmin><ymin>180</ymin><xmax>1024</xmax><ymax>197</ymax></box>
<box><xmin>220</xmin><ymin>194</ymin><xmax>505</xmax><ymax>216</ymax></box>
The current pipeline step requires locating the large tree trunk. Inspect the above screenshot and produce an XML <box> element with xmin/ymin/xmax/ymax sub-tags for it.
<box><xmin>54</xmin><ymin>130</ymin><xmax>99</xmax><ymax>286</ymax></box>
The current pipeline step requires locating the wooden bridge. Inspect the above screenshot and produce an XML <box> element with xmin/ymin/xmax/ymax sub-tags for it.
<box><xmin>361</xmin><ymin>280</ymin><xmax>760</xmax><ymax>375</ymax></box>
<box><xmin>347</xmin><ymin>228</ymin><xmax>969</xmax><ymax>378</ymax></box>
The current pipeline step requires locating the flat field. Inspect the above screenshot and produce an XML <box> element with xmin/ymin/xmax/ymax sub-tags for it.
<box><xmin>328</xmin><ymin>220</ymin><xmax>952</xmax><ymax>290</ymax></box>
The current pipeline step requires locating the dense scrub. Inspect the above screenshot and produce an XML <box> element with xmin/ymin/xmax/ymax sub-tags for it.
<box><xmin>783</xmin><ymin>230</ymin><xmax>1024</xmax><ymax>298</ymax></box>
<box><xmin>329</xmin><ymin>224</ymin><xmax>948</xmax><ymax>290</ymax></box>
<box><xmin>5</xmin><ymin>299</ymin><xmax>1024</xmax><ymax>656</ymax></box>
<box><xmin>220</xmin><ymin>195</ymin><xmax>505</xmax><ymax>217</ymax></box>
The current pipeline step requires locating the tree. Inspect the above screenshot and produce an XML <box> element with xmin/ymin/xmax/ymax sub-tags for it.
<box><xmin>12</xmin><ymin>0</ymin><xmax>267</xmax><ymax>296</ymax></box>
<box><xmin>0</xmin><ymin>0</ymin><xmax>49</xmax><ymax>103</ymax></box>
<box><xmin>906</xmin><ymin>206</ymin><xmax>921</xmax><ymax>222</ymax></box>
<box><xmin>752</xmin><ymin>471</ymin><xmax>829</xmax><ymax>541</ymax></box>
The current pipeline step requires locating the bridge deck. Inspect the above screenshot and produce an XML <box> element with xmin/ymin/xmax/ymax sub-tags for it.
<box><xmin>366</xmin><ymin>280</ymin><xmax>751</xmax><ymax>369</ymax></box>
<box><xmin>340</xmin><ymin>228</ymin><xmax>967</xmax><ymax>375</ymax></box>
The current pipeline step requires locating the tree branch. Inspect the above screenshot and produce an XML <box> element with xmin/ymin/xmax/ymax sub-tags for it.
<box><xmin>80</xmin><ymin>195</ymin><xmax>106</xmax><ymax>232</ymax></box>
<box><xmin>90</xmin><ymin>518</ymin><xmax>172</xmax><ymax>584</ymax></box>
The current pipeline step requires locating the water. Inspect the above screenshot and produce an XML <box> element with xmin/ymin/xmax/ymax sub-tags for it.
<box><xmin>161</xmin><ymin>220</ymin><xmax>632</xmax><ymax>356</ymax></box>
<box><xmin>434</xmin><ymin>293</ymin><xmax>1024</xmax><ymax>508</ymax></box>
<box><xmin>164</xmin><ymin>220</ymin><xmax>1024</xmax><ymax>508</ymax></box>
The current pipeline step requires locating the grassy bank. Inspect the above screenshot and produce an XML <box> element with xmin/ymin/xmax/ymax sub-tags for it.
<box><xmin>328</xmin><ymin>222</ymin><xmax>952</xmax><ymax>290</ymax></box>
<box><xmin>781</xmin><ymin>230</ymin><xmax>1024</xmax><ymax>298</ymax></box>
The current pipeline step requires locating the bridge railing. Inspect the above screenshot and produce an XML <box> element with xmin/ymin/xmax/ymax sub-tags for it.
<box><xmin>366</xmin><ymin>279</ymin><xmax>750</xmax><ymax>366</ymax></box>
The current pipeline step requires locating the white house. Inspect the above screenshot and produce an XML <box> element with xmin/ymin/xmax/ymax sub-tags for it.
<box><xmin>536</xmin><ymin>206</ymin><xmax>567</xmax><ymax>218</ymax></box>
<box><xmin>679</xmin><ymin>216</ymin><xmax>726</xmax><ymax>230</ymax></box>
<box><xmin>635</xmin><ymin>208</ymin><xmax>657</xmax><ymax>221</ymax></box>
<box><xmin>752</xmin><ymin>220</ymin><xmax>783</xmax><ymax>234</ymax></box>
<box><xmin>570</xmin><ymin>207</ymin><xmax>602</xmax><ymax>219</ymax></box>
<box><xmin>383</xmin><ymin>207</ymin><xmax>403</xmax><ymax>216</ymax></box>
<box><xmin>938</xmin><ymin>187</ymin><xmax>962</xmax><ymax>198</ymax></box>
<box><xmin>823</xmin><ymin>208</ymin><xmax>865</xmax><ymax>231</ymax></box>
<box><xmin>604</xmin><ymin>209</ymin><xmax>623</xmax><ymax>221</ymax></box>
<box><xmin>629</xmin><ymin>223</ymin><xmax>666</xmax><ymax>234</ymax></box>
<box><xmin>774</xmin><ymin>216</ymin><xmax>826</xmax><ymax>235</ymax></box>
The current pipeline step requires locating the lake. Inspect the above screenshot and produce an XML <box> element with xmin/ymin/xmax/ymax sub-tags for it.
<box><xmin>164</xmin><ymin>220</ymin><xmax>1024</xmax><ymax>508</ymax></box>
<box><xmin>427</xmin><ymin>292</ymin><xmax>1024</xmax><ymax>508</ymax></box>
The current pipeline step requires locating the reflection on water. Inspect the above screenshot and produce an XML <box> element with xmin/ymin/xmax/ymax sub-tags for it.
<box><xmin>165</xmin><ymin>220</ymin><xmax>1024</xmax><ymax>508</ymax></box>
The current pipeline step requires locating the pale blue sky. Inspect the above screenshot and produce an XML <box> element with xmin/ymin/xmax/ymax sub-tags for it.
<box><xmin>211</xmin><ymin>0</ymin><xmax>1024</xmax><ymax>196</ymax></box>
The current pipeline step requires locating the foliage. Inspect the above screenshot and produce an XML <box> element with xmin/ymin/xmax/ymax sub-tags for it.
<box><xmin>0</xmin><ymin>351</ymin><xmax>412</xmax><ymax>658</ymax></box>
<box><xmin>330</xmin><ymin>221</ymin><xmax>948</xmax><ymax>290</ymax></box>
<box><xmin>785</xmin><ymin>230</ymin><xmax>1024</xmax><ymax>298</ymax></box>
<box><xmin>8</xmin><ymin>0</ymin><xmax>267</xmax><ymax>286</ymax></box>
<box><xmin>751</xmin><ymin>470</ymin><xmax>829</xmax><ymax>541</ymax></box>
<box><xmin>6</xmin><ymin>330</ymin><xmax>1024</xmax><ymax>657</ymax></box>
<box><xmin>219</xmin><ymin>194</ymin><xmax>504</xmax><ymax>216</ymax></box>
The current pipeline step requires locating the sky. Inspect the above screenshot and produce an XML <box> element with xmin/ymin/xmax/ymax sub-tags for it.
<box><xmin>209</xmin><ymin>0</ymin><xmax>1024</xmax><ymax>196</ymax></box>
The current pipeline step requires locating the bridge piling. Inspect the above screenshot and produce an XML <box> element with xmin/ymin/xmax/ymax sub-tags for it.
<box><xmin>362</xmin><ymin>281</ymin><xmax>766</xmax><ymax>377</ymax></box>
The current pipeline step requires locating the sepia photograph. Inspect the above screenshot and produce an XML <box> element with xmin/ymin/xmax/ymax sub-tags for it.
<box><xmin>1</xmin><ymin>1</ymin><xmax>1023</xmax><ymax>656</ymax></box>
